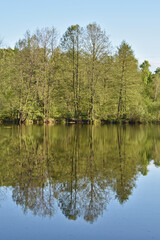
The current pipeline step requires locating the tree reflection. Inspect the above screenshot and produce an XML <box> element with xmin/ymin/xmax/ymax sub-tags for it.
<box><xmin>0</xmin><ymin>125</ymin><xmax>159</xmax><ymax>222</ymax></box>
<box><xmin>12</xmin><ymin>184</ymin><xmax>55</xmax><ymax>217</ymax></box>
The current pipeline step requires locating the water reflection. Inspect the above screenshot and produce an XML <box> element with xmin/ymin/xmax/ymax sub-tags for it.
<box><xmin>0</xmin><ymin>125</ymin><xmax>159</xmax><ymax>223</ymax></box>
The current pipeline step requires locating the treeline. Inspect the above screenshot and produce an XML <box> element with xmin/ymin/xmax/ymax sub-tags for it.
<box><xmin>0</xmin><ymin>23</ymin><xmax>160</xmax><ymax>124</ymax></box>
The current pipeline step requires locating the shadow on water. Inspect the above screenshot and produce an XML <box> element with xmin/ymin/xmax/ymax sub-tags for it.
<box><xmin>0</xmin><ymin>124</ymin><xmax>160</xmax><ymax>223</ymax></box>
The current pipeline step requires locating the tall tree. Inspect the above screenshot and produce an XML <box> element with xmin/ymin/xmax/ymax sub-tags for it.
<box><xmin>140</xmin><ymin>60</ymin><xmax>151</xmax><ymax>85</ymax></box>
<box><xmin>114</xmin><ymin>41</ymin><xmax>142</xmax><ymax>121</ymax></box>
<box><xmin>84</xmin><ymin>23</ymin><xmax>110</xmax><ymax>122</ymax></box>
<box><xmin>61</xmin><ymin>25</ymin><xmax>83</xmax><ymax>118</ymax></box>
<box><xmin>0</xmin><ymin>48</ymin><xmax>16</xmax><ymax>120</ymax></box>
<box><xmin>34</xmin><ymin>27</ymin><xmax>58</xmax><ymax>120</ymax></box>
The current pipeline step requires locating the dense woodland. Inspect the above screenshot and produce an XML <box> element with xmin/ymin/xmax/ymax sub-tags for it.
<box><xmin>0</xmin><ymin>23</ymin><xmax>160</xmax><ymax>124</ymax></box>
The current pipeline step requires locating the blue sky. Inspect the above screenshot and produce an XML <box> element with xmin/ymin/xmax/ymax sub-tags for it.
<box><xmin>0</xmin><ymin>0</ymin><xmax>160</xmax><ymax>71</ymax></box>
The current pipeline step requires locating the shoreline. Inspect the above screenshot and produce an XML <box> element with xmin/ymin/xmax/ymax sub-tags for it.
<box><xmin>1</xmin><ymin>118</ymin><xmax>160</xmax><ymax>125</ymax></box>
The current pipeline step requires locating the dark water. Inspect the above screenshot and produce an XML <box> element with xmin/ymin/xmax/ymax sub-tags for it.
<box><xmin>0</xmin><ymin>125</ymin><xmax>160</xmax><ymax>240</ymax></box>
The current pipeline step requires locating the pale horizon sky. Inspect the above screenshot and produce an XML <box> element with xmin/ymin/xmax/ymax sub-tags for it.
<box><xmin>0</xmin><ymin>0</ymin><xmax>160</xmax><ymax>71</ymax></box>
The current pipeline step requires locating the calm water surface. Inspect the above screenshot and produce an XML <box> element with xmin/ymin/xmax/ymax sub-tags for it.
<box><xmin>0</xmin><ymin>125</ymin><xmax>160</xmax><ymax>240</ymax></box>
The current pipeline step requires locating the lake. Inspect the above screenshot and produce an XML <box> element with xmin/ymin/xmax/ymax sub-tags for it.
<box><xmin>0</xmin><ymin>124</ymin><xmax>160</xmax><ymax>240</ymax></box>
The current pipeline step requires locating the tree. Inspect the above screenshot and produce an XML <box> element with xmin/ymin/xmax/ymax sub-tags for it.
<box><xmin>34</xmin><ymin>27</ymin><xmax>58</xmax><ymax>120</ymax></box>
<box><xmin>153</xmin><ymin>67</ymin><xmax>160</xmax><ymax>101</ymax></box>
<box><xmin>113</xmin><ymin>41</ymin><xmax>142</xmax><ymax>121</ymax></box>
<box><xmin>140</xmin><ymin>61</ymin><xmax>156</xmax><ymax>121</ymax></box>
<box><xmin>83</xmin><ymin>23</ymin><xmax>111</xmax><ymax>122</ymax></box>
<box><xmin>61</xmin><ymin>25</ymin><xmax>83</xmax><ymax>118</ymax></box>
<box><xmin>0</xmin><ymin>48</ymin><xmax>16</xmax><ymax>121</ymax></box>
<box><xmin>140</xmin><ymin>60</ymin><xmax>151</xmax><ymax>85</ymax></box>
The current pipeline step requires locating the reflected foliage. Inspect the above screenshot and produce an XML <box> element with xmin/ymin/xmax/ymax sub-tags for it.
<box><xmin>0</xmin><ymin>125</ymin><xmax>159</xmax><ymax>222</ymax></box>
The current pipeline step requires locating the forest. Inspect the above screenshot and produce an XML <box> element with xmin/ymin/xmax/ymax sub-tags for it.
<box><xmin>0</xmin><ymin>23</ymin><xmax>160</xmax><ymax>124</ymax></box>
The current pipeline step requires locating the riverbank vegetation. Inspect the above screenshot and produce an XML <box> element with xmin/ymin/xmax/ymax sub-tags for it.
<box><xmin>0</xmin><ymin>23</ymin><xmax>160</xmax><ymax>124</ymax></box>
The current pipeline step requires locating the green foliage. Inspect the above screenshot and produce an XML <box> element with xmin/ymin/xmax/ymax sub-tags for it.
<box><xmin>140</xmin><ymin>60</ymin><xmax>152</xmax><ymax>84</ymax></box>
<box><xmin>0</xmin><ymin>24</ymin><xmax>159</xmax><ymax>123</ymax></box>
